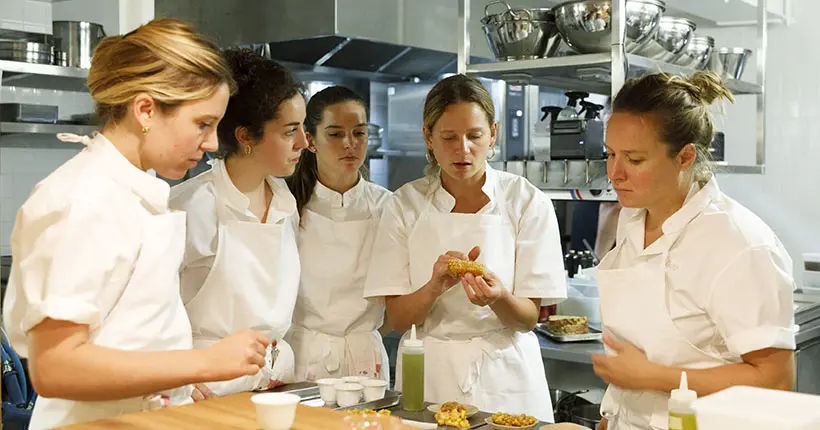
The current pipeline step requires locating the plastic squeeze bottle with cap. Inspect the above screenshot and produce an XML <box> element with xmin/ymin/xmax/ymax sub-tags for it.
<box><xmin>401</xmin><ymin>324</ymin><xmax>425</xmax><ymax>411</ymax></box>
<box><xmin>669</xmin><ymin>371</ymin><xmax>698</xmax><ymax>430</ymax></box>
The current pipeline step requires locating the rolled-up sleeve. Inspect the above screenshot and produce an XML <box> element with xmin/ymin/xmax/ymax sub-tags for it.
<box><xmin>512</xmin><ymin>192</ymin><xmax>567</xmax><ymax>304</ymax></box>
<box><xmin>708</xmin><ymin>245</ymin><xmax>796</xmax><ymax>355</ymax></box>
<box><xmin>3</xmin><ymin>200</ymin><xmax>134</xmax><ymax>355</ymax></box>
<box><xmin>363</xmin><ymin>195</ymin><xmax>413</xmax><ymax>299</ymax></box>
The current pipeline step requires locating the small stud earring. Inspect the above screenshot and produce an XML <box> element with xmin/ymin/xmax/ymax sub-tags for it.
<box><xmin>141</xmin><ymin>126</ymin><xmax>149</xmax><ymax>135</ymax></box>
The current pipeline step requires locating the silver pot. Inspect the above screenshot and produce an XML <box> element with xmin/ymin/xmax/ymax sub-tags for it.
<box><xmin>481</xmin><ymin>0</ymin><xmax>561</xmax><ymax>61</ymax></box>
<box><xmin>674</xmin><ymin>34</ymin><xmax>714</xmax><ymax>70</ymax></box>
<box><xmin>0</xmin><ymin>41</ymin><xmax>53</xmax><ymax>64</ymax></box>
<box><xmin>52</xmin><ymin>21</ymin><xmax>106</xmax><ymax>69</ymax></box>
<box><xmin>624</xmin><ymin>0</ymin><xmax>666</xmax><ymax>53</ymax></box>
<box><xmin>632</xmin><ymin>16</ymin><xmax>696</xmax><ymax>63</ymax></box>
<box><xmin>711</xmin><ymin>47</ymin><xmax>752</xmax><ymax>80</ymax></box>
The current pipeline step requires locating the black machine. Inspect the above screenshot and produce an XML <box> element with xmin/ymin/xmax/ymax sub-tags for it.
<box><xmin>544</xmin><ymin>92</ymin><xmax>606</xmax><ymax>161</ymax></box>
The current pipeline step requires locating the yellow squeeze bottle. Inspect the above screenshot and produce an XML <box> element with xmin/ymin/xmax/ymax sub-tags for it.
<box><xmin>669</xmin><ymin>371</ymin><xmax>698</xmax><ymax>430</ymax></box>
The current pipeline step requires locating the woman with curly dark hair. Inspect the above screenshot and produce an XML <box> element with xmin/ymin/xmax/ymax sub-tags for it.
<box><xmin>169</xmin><ymin>49</ymin><xmax>308</xmax><ymax>397</ymax></box>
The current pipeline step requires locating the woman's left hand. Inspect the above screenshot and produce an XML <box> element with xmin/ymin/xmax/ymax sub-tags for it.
<box><xmin>461</xmin><ymin>271</ymin><xmax>508</xmax><ymax>307</ymax></box>
<box><xmin>191</xmin><ymin>383</ymin><xmax>216</xmax><ymax>402</ymax></box>
<box><xmin>591</xmin><ymin>335</ymin><xmax>664</xmax><ymax>391</ymax></box>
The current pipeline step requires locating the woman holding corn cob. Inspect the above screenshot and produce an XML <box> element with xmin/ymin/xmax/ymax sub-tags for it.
<box><xmin>364</xmin><ymin>75</ymin><xmax>567</xmax><ymax>422</ymax></box>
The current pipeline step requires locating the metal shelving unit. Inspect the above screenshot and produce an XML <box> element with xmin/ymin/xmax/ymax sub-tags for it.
<box><xmin>0</xmin><ymin>59</ymin><xmax>93</xmax><ymax>141</ymax></box>
<box><xmin>456</xmin><ymin>0</ymin><xmax>770</xmax><ymax>199</ymax></box>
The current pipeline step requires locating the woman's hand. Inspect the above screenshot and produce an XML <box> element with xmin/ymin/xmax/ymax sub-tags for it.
<box><xmin>596</xmin><ymin>417</ymin><xmax>608</xmax><ymax>430</ymax></box>
<box><xmin>191</xmin><ymin>383</ymin><xmax>215</xmax><ymax>402</ymax></box>
<box><xmin>591</xmin><ymin>335</ymin><xmax>664</xmax><ymax>391</ymax></box>
<box><xmin>461</xmin><ymin>271</ymin><xmax>508</xmax><ymax>307</ymax></box>
<box><xmin>429</xmin><ymin>246</ymin><xmax>481</xmax><ymax>296</ymax></box>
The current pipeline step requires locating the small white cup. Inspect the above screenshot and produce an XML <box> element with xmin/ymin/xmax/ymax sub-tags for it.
<box><xmin>334</xmin><ymin>383</ymin><xmax>364</xmax><ymax>408</ymax></box>
<box><xmin>250</xmin><ymin>392</ymin><xmax>300</xmax><ymax>430</ymax></box>
<box><xmin>341</xmin><ymin>375</ymin><xmax>367</xmax><ymax>384</ymax></box>
<box><xmin>316</xmin><ymin>378</ymin><xmax>342</xmax><ymax>403</ymax></box>
<box><xmin>361</xmin><ymin>379</ymin><xmax>388</xmax><ymax>402</ymax></box>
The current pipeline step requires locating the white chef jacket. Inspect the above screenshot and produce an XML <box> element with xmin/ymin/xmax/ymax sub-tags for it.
<box><xmin>169</xmin><ymin>162</ymin><xmax>300</xmax><ymax>304</ymax></box>
<box><xmin>363</xmin><ymin>164</ymin><xmax>567</xmax><ymax>307</ymax></box>
<box><xmin>609</xmin><ymin>177</ymin><xmax>796</xmax><ymax>358</ymax></box>
<box><xmin>3</xmin><ymin>133</ymin><xmax>181</xmax><ymax>355</ymax></box>
<box><xmin>304</xmin><ymin>178</ymin><xmax>391</xmax><ymax>222</ymax></box>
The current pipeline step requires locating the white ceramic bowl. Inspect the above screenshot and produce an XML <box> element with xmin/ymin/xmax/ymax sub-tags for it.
<box><xmin>250</xmin><ymin>392</ymin><xmax>300</xmax><ymax>430</ymax></box>
<box><xmin>341</xmin><ymin>375</ymin><xmax>367</xmax><ymax>384</ymax></box>
<box><xmin>334</xmin><ymin>383</ymin><xmax>364</xmax><ymax>408</ymax></box>
<box><xmin>361</xmin><ymin>379</ymin><xmax>388</xmax><ymax>402</ymax></box>
<box><xmin>315</xmin><ymin>378</ymin><xmax>342</xmax><ymax>403</ymax></box>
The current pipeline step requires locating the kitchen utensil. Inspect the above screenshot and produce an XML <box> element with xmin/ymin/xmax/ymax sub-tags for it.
<box><xmin>632</xmin><ymin>16</ymin><xmax>696</xmax><ymax>63</ymax></box>
<box><xmin>553</xmin><ymin>0</ymin><xmax>612</xmax><ymax>54</ymax></box>
<box><xmin>316</xmin><ymin>378</ymin><xmax>342</xmax><ymax>403</ymax></box>
<box><xmin>0</xmin><ymin>41</ymin><xmax>53</xmax><ymax>64</ymax></box>
<box><xmin>481</xmin><ymin>0</ymin><xmax>561</xmax><ymax>61</ymax></box>
<box><xmin>250</xmin><ymin>392</ymin><xmax>300</xmax><ymax>430</ymax></box>
<box><xmin>334</xmin><ymin>383</ymin><xmax>364</xmax><ymax>408</ymax></box>
<box><xmin>0</xmin><ymin>103</ymin><xmax>58</xmax><ymax>124</ymax></box>
<box><xmin>426</xmin><ymin>403</ymin><xmax>480</xmax><ymax>418</ymax></box>
<box><xmin>674</xmin><ymin>34</ymin><xmax>714</xmax><ymax>70</ymax></box>
<box><xmin>624</xmin><ymin>0</ymin><xmax>666</xmax><ymax>52</ymax></box>
<box><xmin>367</xmin><ymin>123</ymin><xmax>383</xmax><ymax>151</ymax></box>
<box><xmin>569</xmin><ymin>404</ymin><xmax>602</xmax><ymax>429</ymax></box>
<box><xmin>711</xmin><ymin>47</ymin><xmax>752</xmax><ymax>80</ymax></box>
<box><xmin>52</xmin><ymin>21</ymin><xmax>106</xmax><ymax>69</ymax></box>
<box><xmin>361</xmin><ymin>379</ymin><xmax>388</xmax><ymax>402</ymax></box>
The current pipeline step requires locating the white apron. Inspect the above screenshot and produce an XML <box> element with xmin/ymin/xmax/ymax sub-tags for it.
<box><xmin>286</xmin><ymin>209</ymin><xmax>389</xmax><ymax>382</ymax></box>
<box><xmin>184</xmin><ymin>190</ymin><xmax>300</xmax><ymax>396</ymax></box>
<box><xmin>395</xmin><ymin>184</ymin><xmax>554</xmax><ymax>422</ymax></box>
<box><xmin>29</xmin><ymin>137</ymin><xmax>194</xmax><ymax>429</ymax></box>
<box><xmin>598</xmin><ymin>223</ymin><xmax>728</xmax><ymax>430</ymax></box>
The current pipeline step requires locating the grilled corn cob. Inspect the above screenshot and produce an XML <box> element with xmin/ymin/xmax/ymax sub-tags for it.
<box><xmin>448</xmin><ymin>259</ymin><xmax>485</xmax><ymax>276</ymax></box>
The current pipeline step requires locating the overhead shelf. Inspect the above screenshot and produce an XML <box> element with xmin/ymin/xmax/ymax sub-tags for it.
<box><xmin>0</xmin><ymin>122</ymin><xmax>96</xmax><ymax>136</ymax></box>
<box><xmin>466</xmin><ymin>53</ymin><xmax>761</xmax><ymax>95</ymax></box>
<box><xmin>0</xmin><ymin>60</ymin><xmax>89</xmax><ymax>92</ymax></box>
<box><xmin>665</xmin><ymin>0</ymin><xmax>790</xmax><ymax>26</ymax></box>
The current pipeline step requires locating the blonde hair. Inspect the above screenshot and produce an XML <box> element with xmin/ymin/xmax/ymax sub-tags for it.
<box><xmin>422</xmin><ymin>74</ymin><xmax>496</xmax><ymax>173</ymax></box>
<box><xmin>612</xmin><ymin>71</ymin><xmax>735</xmax><ymax>182</ymax></box>
<box><xmin>87</xmin><ymin>18</ymin><xmax>236</xmax><ymax>125</ymax></box>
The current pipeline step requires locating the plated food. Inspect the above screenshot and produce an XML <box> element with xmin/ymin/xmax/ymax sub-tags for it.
<box><xmin>486</xmin><ymin>412</ymin><xmax>538</xmax><ymax>429</ymax></box>
<box><xmin>427</xmin><ymin>401</ymin><xmax>479</xmax><ymax>417</ymax></box>
<box><xmin>448</xmin><ymin>259</ymin><xmax>485</xmax><ymax>276</ymax></box>
<box><xmin>545</xmin><ymin>315</ymin><xmax>589</xmax><ymax>336</ymax></box>
<box><xmin>435</xmin><ymin>408</ymin><xmax>470</xmax><ymax>428</ymax></box>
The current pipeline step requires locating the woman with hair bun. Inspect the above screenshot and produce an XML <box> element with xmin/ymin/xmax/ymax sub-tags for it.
<box><xmin>170</xmin><ymin>48</ymin><xmax>308</xmax><ymax>396</ymax></box>
<box><xmin>591</xmin><ymin>72</ymin><xmax>796</xmax><ymax>430</ymax></box>
<box><xmin>2</xmin><ymin>18</ymin><xmax>270</xmax><ymax>429</ymax></box>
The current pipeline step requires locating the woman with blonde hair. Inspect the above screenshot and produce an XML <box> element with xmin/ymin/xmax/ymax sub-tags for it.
<box><xmin>592</xmin><ymin>72</ymin><xmax>795</xmax><ymax>430</ymax></box>
<box><xmin>364</xmin><ymin>74</ymin><xmax>567</xmax><ymax>421</ymax></box>
<box><xmin>2</xmin><ymin>18</ymin><xmax>270</xmax><ymax>429</ymax></box>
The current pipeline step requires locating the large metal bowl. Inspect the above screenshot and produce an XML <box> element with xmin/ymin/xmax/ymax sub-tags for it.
<box><xmin>710</xmin><ymin>47</ymin><xmax>752</xmax><ymax>80</ymax></box>
<box><xmin>631</xmin><ymin>16</ymin><xmax>696</xmax><ymax>63</ymax></box>
<box><xmin>554</xmin><ymin>0</ymin><xmax>613</xmax><ymax>54</ymax></box>
<box><xmin>674</xmin><ymin>34</ymin><xmax>714</xmax><ymax>70</ymax></box>
<box><xmin>481</xmin><ymin>1</ymin><xmax>561</xmax><ymax>61</ymax></box>
<box><xmin>624</xmin><ymin>0</ymin><xmax>666</xmax><ymax>53</ymax></box>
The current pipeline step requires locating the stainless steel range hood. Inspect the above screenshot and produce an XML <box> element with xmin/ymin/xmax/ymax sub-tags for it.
<box><xmin>155</xmin><ymin>0</ymin><xmax>491</xmax><ymax>82</ymax></box>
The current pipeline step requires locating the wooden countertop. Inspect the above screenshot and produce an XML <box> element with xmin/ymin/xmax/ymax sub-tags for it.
<box><xmin>55</xmin><ymin>392</ymin><xmax>590</xmax><ymax>430</ymax></box>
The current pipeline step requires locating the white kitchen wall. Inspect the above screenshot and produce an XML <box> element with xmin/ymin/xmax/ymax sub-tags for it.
<box><xmin>706</xmin><ymin>0</ymin><xmax>820</xmax><ymax>285</ymax></box>
<box><xmin>0</xmin><ymin>0</ymin><xmax>52</xmax><ymax>33</ymax></box>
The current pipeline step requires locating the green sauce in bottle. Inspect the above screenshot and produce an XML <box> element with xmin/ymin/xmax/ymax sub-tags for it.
<box><xmin>401</xmin><ymin>324</ymin><xmax>425</xmax><ymax>412</ymax></box>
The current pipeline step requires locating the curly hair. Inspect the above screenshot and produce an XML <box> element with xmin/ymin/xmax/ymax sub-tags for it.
<box><xmin>216</xmin><ymin>48</ymin><xmax>305</xmax><ymax>159</ymax></box>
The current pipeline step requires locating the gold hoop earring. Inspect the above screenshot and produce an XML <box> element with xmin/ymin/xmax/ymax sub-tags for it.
<box><xmin>488</xmin><ymin>146</ymin><xmax>496</xmax><ymax>160</ymax></box>
<box><xmin>244</xmin><ymin>144</ymin><xmax>252</xmax><ymax>156</ymax></box>
<box><xmin>141</xmin><ymin>126</ymin><xmax>149</xmax><ymax>135</ymax></box>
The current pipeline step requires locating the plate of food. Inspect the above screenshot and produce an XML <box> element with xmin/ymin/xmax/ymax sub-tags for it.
<box><xmin>432</xmin><ymin>403</ymin><xmax>472</xmax><ymax>429</ymax></box>
<box><xmin>427</xmin><ymin>401</ymin><xmax>479</xmax><ymax>417</ymax></box>
<box><xmin>485</xmin><ymin>412</ymin><xmax>538</xmax><ymax>430</ymax></box>
<box><xmin>536</xmin><ymin>315</ymin><xmax>602</xmax><ymax>343</ymax></box>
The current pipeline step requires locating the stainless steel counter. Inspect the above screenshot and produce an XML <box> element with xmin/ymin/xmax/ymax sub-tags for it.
<box><xmin>537</xmin><ymin>331</ymin><xmax>605</xmax><ymax>365</ymax></box>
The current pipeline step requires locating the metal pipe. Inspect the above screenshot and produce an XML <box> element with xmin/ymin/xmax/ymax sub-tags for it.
<box><xmin>755</xmin><ymin>0</ymin><xmax>768</xmax><ymax>173</ymax></box>
<box><xmin>457</xmin><ymin>0</ymin><xmax>470</xmax><ymax>75</ymax></box>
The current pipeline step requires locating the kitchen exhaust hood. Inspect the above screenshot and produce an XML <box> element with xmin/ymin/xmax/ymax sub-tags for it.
<box><xmin>155</xmin><ymin>0</ymin><xmax>491</xmax><ymax>82</ymax></box>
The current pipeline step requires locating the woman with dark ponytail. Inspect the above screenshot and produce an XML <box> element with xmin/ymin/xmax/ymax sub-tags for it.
<box><xmin>285</xmin><ymin>87</ymin><xmax>392</xmax><ymax>383</ymax></box>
